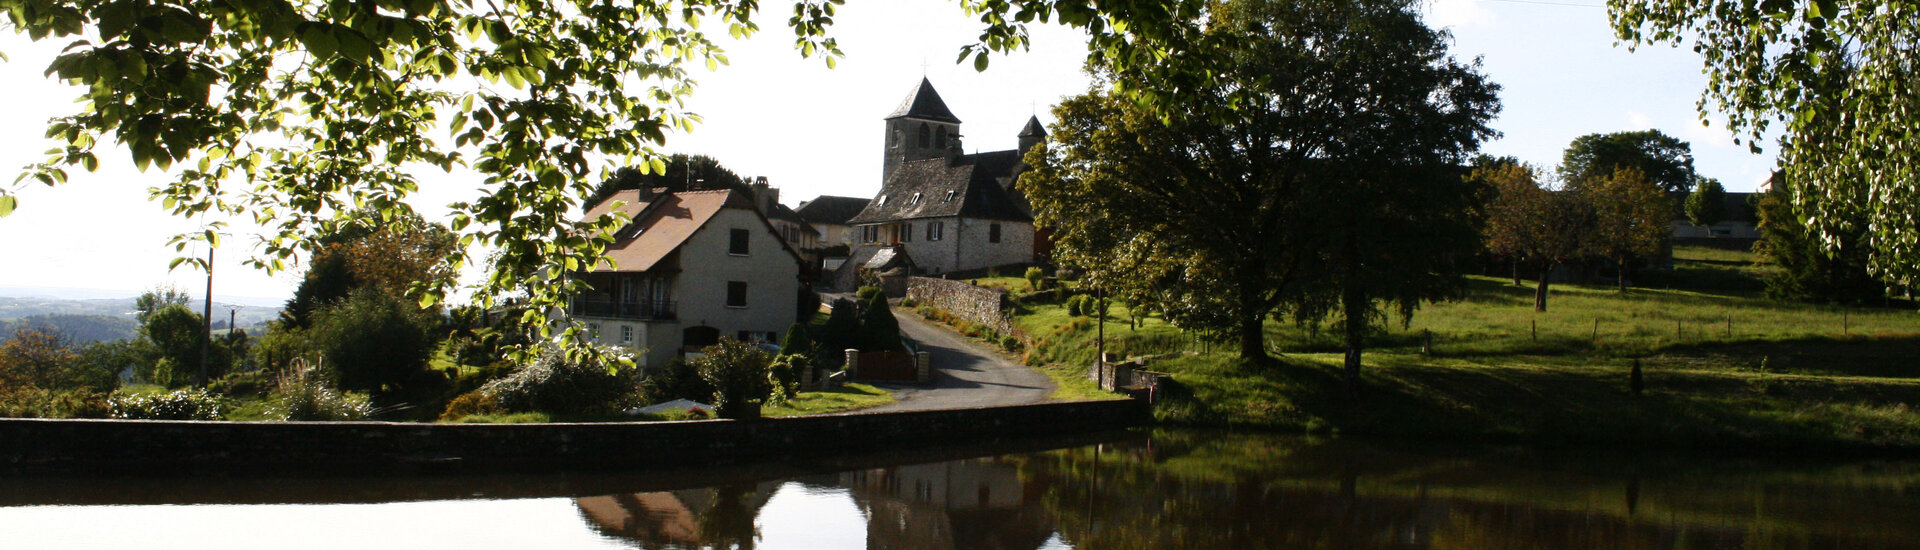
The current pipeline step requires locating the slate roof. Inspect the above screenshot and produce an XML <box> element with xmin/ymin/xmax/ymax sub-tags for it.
<box><xmin>847</xmin><ymin>150</ymin><xmax>1032</xmax><ymax>224</ymax></box>
<box><xmin>581</xmin><ymin>188</ymin><xmax>798</xmax><ymax>273</ymax></box>
<box><xmin>794</xmin><ymin>196</ymin><xmax>872</xmax><ymax>225</ymax></box>
<box><xmin>886</xmin><ymin>77</ymin><xmax>961</xmax><ymax>124</ymax></box>
<box><xmin>1018</xmin><ymin>115</ymin><xmax>1047</xmax><ymax>138</ymax></box>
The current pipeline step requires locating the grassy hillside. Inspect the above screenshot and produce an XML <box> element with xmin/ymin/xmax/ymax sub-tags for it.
<box><xmin>1000</xmin><ymin>247</ymin><xmax>1920</xmax><ymax>451</ymax></box>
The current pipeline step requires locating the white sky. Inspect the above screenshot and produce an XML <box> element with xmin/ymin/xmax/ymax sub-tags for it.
<box><xmin>0</xmin><ymin>0</ymin><xmax>1777</xmax><ymax>301</ymax></box>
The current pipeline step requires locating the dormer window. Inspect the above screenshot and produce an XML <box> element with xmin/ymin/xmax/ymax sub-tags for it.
<box><xmin>878</xmin><ymin>195</ymin><xmax>889</xmax><ymax>206</ymax></box>
<box><xmin>910</xmin><ymin>193</ymin><xmax>921</xmax><ymax>205</ymax></box>
<box><xmin>943</xmin><ymin>191</ymin><xmax>956</xmax><ymax>202</ymax></box>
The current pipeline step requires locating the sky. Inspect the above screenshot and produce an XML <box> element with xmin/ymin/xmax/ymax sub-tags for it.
<box><xmin>0</xmin><ymin>0</ymin><xmax>1778</xmax><ymax>302</ymax></box>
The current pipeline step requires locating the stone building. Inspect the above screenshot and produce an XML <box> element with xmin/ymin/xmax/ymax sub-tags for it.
<box><xmin>847</xmin><ymin>78</ymin><xmax>1048</xmax><ymax>276</ymax></box>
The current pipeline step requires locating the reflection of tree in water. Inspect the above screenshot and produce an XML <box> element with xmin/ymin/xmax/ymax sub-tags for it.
<box><xmin>840</xmin><ymin>459</ymin><xmax>1055</xmax><ymax>550</ymax></box>
<box><xmin>575</xmin><ymin>483</ymin><xmax>775</xmax><ymax>549</ymax></box>
<box><xmin>1017</xmin><ymin>431</ymin><xmax>1920</xmax><ymax>550</ymax></box>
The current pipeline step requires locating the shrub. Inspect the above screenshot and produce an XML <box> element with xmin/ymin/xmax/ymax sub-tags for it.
<box><xmin>859</xmin><ymin>291</ymin><xmax>903</xmax><ymax>352</ymax></box>
<box><xmin>1001</xmin><ymin>336</ymin><xmax>1023</xmax><ymax>352</ymax></box>
<box><xmin>480</xmin><ymin>346</ymin><xmax>637</xmax><ymax>416</ymax></box>
<box><xmin>249</xmin><ymin>324</ymin><xmax>314</xmax><ymax>374</ymax></box>
<box><xmin>439</xmin><ymin>390</ymin><xmax>501</xmax><ymax>421</ymax></box>
<box><xmin>270</xmin><ymin>361</ymin><xmax>372</xmax><ymax>421</ymax></box>
<box><xmin>769</xmin><ymin>354</ymin><xmax>808</xmax><ymax>400</ymax></box>
<box><xmin>109</xmin><ymin>389</ymin><xmax>224</xmax><ymax>420</ymax></box>
<box><xmin>642</xmin><ymin>357</ymin><xmax>715</xmax><ymax>405</ymax></box>
<box><xmin>0</xmin><ymin>387</ymin><xmax>110</xmax><ymax>419</ymax></box>
<box><xmin>1025</xmin><ymin>266</ymin><xmax>1046</xmax><ymax>291</ymax></box>
<box><xmin>209</xmin><ymin>370</ymin><xmax>275</xmax><ymax>398</ymax></box>
<box><xmin>692</xmin><ymin>338</ymin><xmax>775</xmax><ymax>420</ymax></box>
<box><xmin>307</xmin><ymin>289</ymin><xmax>441</xmax><ymax>393</ymax></box>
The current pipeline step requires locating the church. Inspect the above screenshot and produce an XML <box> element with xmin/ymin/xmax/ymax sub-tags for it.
<box><xmin>846</xmin><ymin>78</ymin><xmax>1049</xmax><ymax>276</ymax></box>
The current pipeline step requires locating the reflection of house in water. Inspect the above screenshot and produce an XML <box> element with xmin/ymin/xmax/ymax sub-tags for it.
<box><xmin>841</xmin><ymin>459</ymin><xmax>1055</xmax><ymax>550</ymax></box>
<box><xmin>575</xmin><ymin>484</ymin><xmax>778</xmax><ymax>549</ymax></box>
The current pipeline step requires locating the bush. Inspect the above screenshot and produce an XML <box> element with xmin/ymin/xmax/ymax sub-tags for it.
<box><xmin>480</xmin><ymin>346</ymin><xmax>638</xmax><ymax>416</ymax></box>
<box><xmin>270</xmin><ymin>361</ymin><xmax>373</xmax><ymax>421</ymax></box>
<box><xmin>249</xmin><ymin>324</ymin><xmax>314</xmax><ymax>374</ymax></box>
<box><xmin>307</xmin><ymin>289</ymin><xmax>442</xmax><ymax>393</ymax></box>
<box><xmin>209</xmin><ymin>370</ymin><xmax>275</xmax><ymax>398</ymax></box>
<box><xmin>109</xmin><ymin>389</ymin><xmax>224</xmax><ymax>420</ymax></box>
<box><xmin>769</xmin><ymin>354</ymin><xmax>808</xmax><ymax>400</ymax></box>
<box><xmin>642</xmin><ymin>357</ymin><xmax>715</xmax><ymax>405</ymax></box>
<box><xmin>859</xmin><ymin>291</ymin><xmax>903</xmax><ymax>352</ymax></box>
<box><xmin>1001</xmin><ymin>336</ymin><xmax>1023</xmax><ymax>352</ymax></box>
<box><xmin>692</xmin><ymin>338</ymin><xmax>774</xmax><ymax>420</ymax></box>
<box><xmin>439</xmin><ymin>390</ymin><xmax>501</xmax><ymax>421</ymax></box>
<box><xmin>1025</xmin><ymin>267</ymin><xmax>1047</xmax><ymax>291</ymax></box>
<box><xmin>856</xmin><ymin>285</ymin><xmax>884</xmax><ymax>304</ymax></box>
<box><xmin>0</xmin><ymin>387</ymin><xmax>110</xmax><ymax>419</ymax></box>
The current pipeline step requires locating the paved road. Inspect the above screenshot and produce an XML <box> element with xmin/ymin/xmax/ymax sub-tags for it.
<box><xmin>857</xmin><ymin>309</ymin><xmax>1055</xmax><ymax>412</ymax></box>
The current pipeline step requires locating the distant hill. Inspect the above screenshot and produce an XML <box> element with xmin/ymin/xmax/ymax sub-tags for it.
<box><xmin>0</xmin><ymin>314</ymin><xmax>139</xmax><ymax>344</ymax></box>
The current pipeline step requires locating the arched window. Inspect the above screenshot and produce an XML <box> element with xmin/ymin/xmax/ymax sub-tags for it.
<box><xmin>934</xmin><ymin>127</ymin><xmax>947</xmax><ymax>149</ymax></box>
<box><xmin>916</xmin><ymin>123</ymin><xmax>930</xmax><ymax>148</ymax></box>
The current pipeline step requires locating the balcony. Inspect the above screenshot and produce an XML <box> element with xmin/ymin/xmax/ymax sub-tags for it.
<box><xmin>569</xmin><ymin>298</ymin><xmax>677</xmax><ymax>321</ymax></box>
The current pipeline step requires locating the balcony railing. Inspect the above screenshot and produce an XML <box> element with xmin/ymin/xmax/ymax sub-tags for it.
<box><xmin>569</xmin><ymin>298</ymin><xmax>676</xmax><ymax>321</ymax></box>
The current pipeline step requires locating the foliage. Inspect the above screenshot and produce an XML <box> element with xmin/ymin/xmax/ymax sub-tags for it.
<box><xmin>66</xmin><ymin>339</ymin><xmax>135</xmax><ymax>392</ymax></box>
<box><xmin>858</xmin><ymin>290</ymin><xmax>902</xmax><ymax>352</ymax></box>
<box><xmin>768</xmin><ymin>353</ymin><xmax>807</xmax><ymax>400</ymax></box>
<box><xmin>248</xmin><ymin>323</ymin><xmax>314</xmax><ymax>374</ymax></box>
<box><xmin>134</xmin><ymin>285</ymin><xmax>191</xmax><ymax>325</ymax></box>
<box><xmin>761</xmin><ymin>382</ymin><xmax>893</xmax><ymax>417</ymax></box>
<box><xmin>108</xmin><ymin>388</ymin><xmax>224</xmax><ymax>420</ymax></box>
<box><xmin>0</xmin><ymin>386</ymin><xmax>110</xmax><ymax>418</ymax></box>
<box><xmin>779</xmin><ymin>322</ymin><xmax>813</xmax><ymax>358</ymax></box>
<box><xmin>1752</xmin><ymin>179</ymin><xmax>1883</xmax><ymax>303</ymax></box>
<box><xmin>1610</xmin><ymin>0</ymin><xmax>1920</xmax><ymax>287</ymax></box>
<box><xmin>1581</xmin><ymin>167</ymin><xmax>1673</xmax><ymax>290</ymax></box>
<box><xmin>140</xmin><ymin>304</ymin><xmax>232</xmax><ymax>386</ymax></box>
<box><xmin>1025</xmin><ymin>266</ymin><xmax>1047</xmax><ymax>291</ymax></box>
<box><xmin>1556</xmin><ymin>130</ymin><xmax>1697</xmax><ymax>194</ymax></box>
<box><xmin>1477</xmin><ymin>164</ymin><xmax>1596</xmax><ymax>311</ymax></box>
<box><xmin>855</xmin><ymin>286</ymin><xmax>884</xmax><ymax>304</ymax></box>
<box><xmin>795</xmin><ymin>287</ymin><xmax>822</xmax><ymax>324</ymax></box>
<box><xmin>282</xmin><ymin>214</ymin><xmax>457</xmax><ymax>328</ymax></box>
<box><xmin>270</xmin><ymin>360</ymin><xmax>373</xmax><ymax>421</ymax></box>
<box><xmin>439</xmin><ymin>390</ymin><xmax>501</xmax><ymax>421</ymax></box>
<box><xmin>582</xmin><ymin>154</ymin><xmax>750</xmax><ymax>210</ymax></box>
<box><xmin>208</xmin><ymin>369</ymin><xmax>275</xmax><ymax>398</ymax></box>
<box><xmin>815</xmin><ymin>298</ymin><xmax>861</xmax><ymax>356</ymax></box>
<box><xmin>1685</xmin><ymin>176</ymin><xmax>1726</xmax><ymax>228</ymax></box>
<box><xmin>691</xmin><ymin>338</ymin><xmax>774</xmax><ymax>420</ymax></box>
<box><xmin>281</xmin><ymin>251</ymin><xmax>357</xmax><ymax>329</ymax></box>
<box><xmin>0</xmin><ymin>327</ymin><xmax>78</xmax><ymax>390</ymax></box>
<box><xmin>641</xmin><ymin>357</ymin><xmax>716</xmax><ymax>405</ymax></box>
<box><xmin>307</xmin><ymin>288</ymin><xmax>442</xmax><ymax>393</ymax></box>
<box><xmin>1023</xmin><ymin>0</ymin><xmax>1499</xmax><ymax>364</ymax></box>
<box><xmin>478</xmin><ymin>346</ymin><xmax>637</xmax><ymax>416</ymax></box>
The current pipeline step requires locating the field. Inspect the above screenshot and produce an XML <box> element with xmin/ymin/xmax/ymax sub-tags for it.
<box><xmin>999</xmin><ymin>246</ymin><xmax>1920</xmax><ymax>451</ymax></box>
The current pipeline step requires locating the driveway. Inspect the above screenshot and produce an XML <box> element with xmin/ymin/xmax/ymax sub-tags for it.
<box><xmin>855</xmin><ymin>309</ymin><xmax>1055</xmax><ymax>412</ymax></box>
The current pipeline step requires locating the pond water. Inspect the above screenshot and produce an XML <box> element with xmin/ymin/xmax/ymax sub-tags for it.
<box><xmin>3</xmin><ymin>430</ymin><xmax>1916</xmax><ymax>549</ymax></box>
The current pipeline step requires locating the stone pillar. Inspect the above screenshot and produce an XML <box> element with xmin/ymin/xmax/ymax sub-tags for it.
<box><xmin>915</xmin><ymin>351</ymin><xmax>932</xmax><ymax>383</ymax></box>
<box><xmin>845</xmin><ymin>349</ymin><xmax>860</xmax><ymax>379</ymax></box>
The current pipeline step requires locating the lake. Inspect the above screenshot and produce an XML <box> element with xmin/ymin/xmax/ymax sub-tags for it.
<box><xmin>2</xmin><ymin>429</ymin><xmax>1914</xmax><ymax>549</ymax></box>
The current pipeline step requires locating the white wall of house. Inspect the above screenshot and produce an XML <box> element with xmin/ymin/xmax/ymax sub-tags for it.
<box><xmin>815</xmin><ymin>222</ymin><xmax>857</xmax><ymax>247</ymax></box>
<box><xmin>674</xmin><ymin>207</ymin><xmax>801</xmax><ymax>344</ymax></box>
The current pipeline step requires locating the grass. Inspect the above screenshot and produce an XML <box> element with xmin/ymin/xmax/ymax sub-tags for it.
<box><xmin>763</xmin><ymin>383</ymin><xmax>894</xmax><ymax>417</ymax></box>
<box><xmin>987</xmin><ymin>247</ymin><xmax>1920</xmax><ymax>451</ymax></box>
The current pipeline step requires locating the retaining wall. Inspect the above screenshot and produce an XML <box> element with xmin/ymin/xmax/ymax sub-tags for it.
<box><xmin>0</xmin><ymin>399</ymin><xmax>1144</xmax><ymax>475</ymax></box>
<box><xmin>905</xmin><ymin>277</ymin><xmax>1017</xmax><ymax>337</ymax></box>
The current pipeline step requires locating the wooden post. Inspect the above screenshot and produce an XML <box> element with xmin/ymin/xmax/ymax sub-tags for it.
<box><xmin>1531</xmin><ymin>319</ymin><xmax>1537</xmax><ymax>342</ymax></box>
<box><xmin>1725</xmin><ymin>317</ymin><xmax>1731</xmax><ymax>338</ymax></box>
<box><xmin>1591</xmin><ymin>318</ymin><xmax>1600</xmax><ymax>343</ymax></box>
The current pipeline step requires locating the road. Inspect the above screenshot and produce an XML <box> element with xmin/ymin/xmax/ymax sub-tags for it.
<box><xmin>855</xmin><ymin>308</ymin><xmax>1055</xmax><ymax>413</ymax></box>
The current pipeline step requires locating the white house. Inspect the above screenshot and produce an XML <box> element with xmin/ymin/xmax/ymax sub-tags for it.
<box><xmin>569</xmin><ymin>187</ymin><xmax>802</xmax><ymax>370</ymax></box>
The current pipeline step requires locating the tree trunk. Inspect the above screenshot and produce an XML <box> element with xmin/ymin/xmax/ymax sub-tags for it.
<box><xmin>1341</xmin><ymin>283</ymin><xmax>1367</xmax><ymax>398</ymax></box>
<box><xmin>1617</xmin><ymin>255</ymin><xmax>1630</xmax><ymax>291</ymax></box>
<box><xmin>1534</xmin><ymin>263</ymin><xmax>1554</xmax><ymax>312</ymax></box>
<box><xmin>1512</xmin><ymin>259</ymin><xmax>1523</xmax><ymax>286</ymax></box>
<box><xmin>1236</xmin><ymin>265</ymin><xmax>1269</xmax><ymax>362</ymax></box>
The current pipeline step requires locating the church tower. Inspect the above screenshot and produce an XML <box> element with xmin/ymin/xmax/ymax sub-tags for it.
<box><xmin>883</xmin><ymin>78</ymin><xmax>962</xmax><ymax>183</ymax></box>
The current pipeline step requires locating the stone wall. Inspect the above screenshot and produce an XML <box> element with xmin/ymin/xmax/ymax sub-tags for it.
<box><xmin>905</xmin><ymin>277</ymin><xmax>1016</xmax><ymax>337</ymax></box>
<box><xmin>0</xmin><ymin>400</ymin><xmax>1144</xmax><ymax>475</ymax></box>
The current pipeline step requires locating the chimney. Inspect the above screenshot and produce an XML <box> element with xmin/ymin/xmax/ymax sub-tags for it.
<box><xmin>751</xmin><ymin>176</ymin><xmax>778</xmax><ymax>214</ymax></box>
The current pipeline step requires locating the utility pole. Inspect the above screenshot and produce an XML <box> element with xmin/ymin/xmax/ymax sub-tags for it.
<box><xmin>226</xmin><ymin>305</ymin><xmax>242</xmax><ymax>338</ymax></box>
<box><xmin>198</xmin><ymin>247</ymin><xmax>213</xmax><ymax>388</ymax></box>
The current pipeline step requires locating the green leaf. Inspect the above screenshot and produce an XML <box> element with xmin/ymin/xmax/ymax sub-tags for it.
<box><xmin>973</xmin><ymin>51</ymin><xmax>989</xmax><ymax>71</ymax></box>
<box><xmin>0</xmin><ymin>195</ymin><xmax>15</xmax><ymax>217</ymax></box>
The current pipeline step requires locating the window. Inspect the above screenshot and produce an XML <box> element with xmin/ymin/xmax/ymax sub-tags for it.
<box><xmin>620</xmin><ymin>325</ymin><xmax>633</xmax><ymax>345</ymax></box>
<box><xmin>910</xmin><ymin>192</ymin><xmax>921</xmax><ymax>205</ymax></box>
<box><xmin>917</xmin><ymin>123</ymin><xmax>930</xmax><ymax>147</ymax></box>
<box><xmin>729</xmin><ymin>228</ymin><xmax>749</xmax><ymax>255</ymax></box>
<box><xmin>901</xmin><ymin>222</ymin><xmax>913</xmax><ymax>242</ymax></box>
<box><xmin>861</xmin><ymin>226</ymin><xmax>877</xmax><ymax>243</ymax></box>
<box><xmin>934</xmin><ymin>127</ymin><xmax>947</xmax><ymax>149</ymax></box>
<box><xmin>989</xmin><ymin>223</ymin><xmax>1002</xmax><ymax>243</ymax></box>
<box><xmin>927</xmin><ymin>221</ymin><xmax>943</xmax><ymax>241</ymax></box>
<box><xmin>726</xmin><ymin>281</ymin><xmax>748</xmax><ymax>308</ymax></box>
<box><xmin>944</xmin><ymin>190</ymin><xmax>956</xmax><ymax>202</ymax></box>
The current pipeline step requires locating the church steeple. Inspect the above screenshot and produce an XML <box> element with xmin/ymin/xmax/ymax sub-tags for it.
<box><xmin>883</xmin><ymin>78</ymin><xmax>963</xmax><ymax>183</ymax></box>
<box><xmin>1017</xmin><ymin>115</ymin><xmax>1047</xmax><ymax>154</ymax></box>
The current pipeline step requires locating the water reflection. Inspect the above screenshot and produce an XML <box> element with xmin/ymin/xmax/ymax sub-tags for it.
<box><xmin>4</xmin><ymin>430</ymin><xmax>1918</xmax><ymax>549</ymax></box>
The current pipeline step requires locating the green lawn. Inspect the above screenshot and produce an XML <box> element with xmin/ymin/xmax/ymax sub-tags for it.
<box><xmin>991</xmin><ymin>248</ymin><xmax>1920</xmax><ymax>450</ymax></box>
<box><xmin>763</xmin><ymin>383</ymin><xmax>894</xmax><ymax>416</ymax></box>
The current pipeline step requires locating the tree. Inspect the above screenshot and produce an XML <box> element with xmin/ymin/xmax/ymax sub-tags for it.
<box><xmin>692</xmin><ymin>338</ymin><xmax>774</xmax><ymax>420</ymax></box>
<box><xmin>1753</xmin><ymin>176</ymin><xmax>1883</xmax><ymax>303</ymax></box>
<box><xmin>1581</xmin><ymin>167</ymin><xmax>1672</xmax><ymax>291</ymax></box>
<box><xmin>283</xmin><ymin>213</ymin><xmax>457</xmax><ymax>328</ymax></box>
<box><xmin>859</xmin><ymin>291</ymin><xmax>902</xmax><ymax>352</ymax></box>
<box><xmin>1685</xmin><ymin>176</ymin><xmax>1726</xmax><ymax>228</ymax></box>
<box><xmin>1478</xmin><ymin>164</ymin><xmax>1595</xmax><ymax>311</ymax></box>
<box><xmin>1611</xmin><ymin>1</ymin><xmax>1920</xmax><ymax>286</ymax></box>
<box><xmin>142</xmin><ymin>304</ymin><xmax>218</xmax><ymax>386</ymax></box>
<box><xmin>307</xmin><ymin>289</ymin><xmax>441</xmax><ymax>394</ymax></box>
<box><xmin>134</xmin><ymin>285</ymin><xmax>191</xmax><ymax>325</ymax></box>
<box><xmin>1557</xmin><ymin>130</ymin><xmax>1697</xmax><ymax>194</ymax></box>
<box><xmin>582</xmin><ymin>154</ymin><xmax>750</xmax><ymax>210</ymax></box>
<box><xmin>1023</xmin><ymin>0</ymin><xmax>1499</xmax><ymax>363</ymax></box>
<box><xmin>0</xmin><ymin>328</ymin><xmax>78</xmax><ymax>391</ymax></box>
